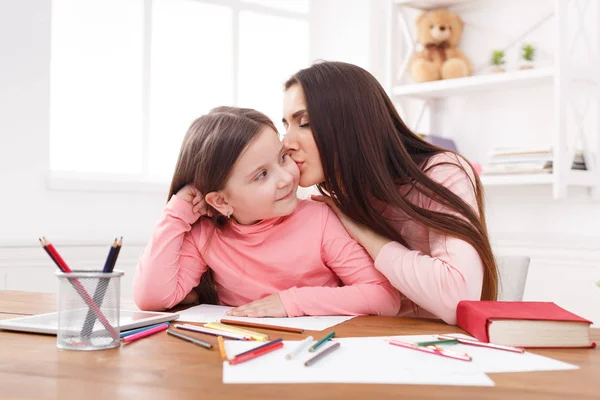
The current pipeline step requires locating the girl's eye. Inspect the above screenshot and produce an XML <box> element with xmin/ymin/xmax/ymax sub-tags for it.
<box><xmin>280</xmin><ymin>152</ymin><xmax>289</xmax><ymax>163</ymax></box>
<box><xmin>255</xmin><ymin>171</ymin><xmax>267</xmax><ymax>181</ymax></box>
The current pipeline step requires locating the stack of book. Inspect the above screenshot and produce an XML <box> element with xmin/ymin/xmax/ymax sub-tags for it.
<box><xmin>483</xmin><ymin>147</ymin><xmax>586</xmax><ymax>175</ymax></box>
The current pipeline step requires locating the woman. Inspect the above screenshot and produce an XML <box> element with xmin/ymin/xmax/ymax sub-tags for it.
<box><xmin>277</xmin><ymin>61</ymin><xmax>498</xmax><ymax>325</ymax></box>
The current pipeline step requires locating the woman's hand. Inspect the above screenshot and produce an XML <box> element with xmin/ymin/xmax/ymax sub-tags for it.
<box><xmin>311</xmin><ymin>194</ymin><xmax>392</xmax><ymax>260</ymax></box>
<box><xmin>175</xmin><ymin>184</ymin><xmax>211</xmax><ymax>221</ymax></box>
<box><xmin>226</xmin><ymin>293</ymin><xmax>287</xmax><ymax>318</ymax></box>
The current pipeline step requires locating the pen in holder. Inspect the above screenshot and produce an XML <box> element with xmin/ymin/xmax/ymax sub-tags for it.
<box><xmin>56</xmin><ymin>270</ymin><xmax>123</xmax><ymax>350</ymax></box>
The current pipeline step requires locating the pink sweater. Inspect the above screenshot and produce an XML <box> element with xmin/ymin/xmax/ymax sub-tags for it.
<box><xmin>374</xmin><ymin>153</ymin><xmax>485</xmax><ymax>325</ymax></box>
<box><xmin>133</xmin><ymin>197</ymin><xmax>401</xmax><ymax>317</ymax></box>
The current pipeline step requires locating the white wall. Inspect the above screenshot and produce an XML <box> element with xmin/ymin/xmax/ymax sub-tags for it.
<box><xmin>0</xmin><ymin>0</ymin><xmax>164</xmax><ymax>296</ymax></box>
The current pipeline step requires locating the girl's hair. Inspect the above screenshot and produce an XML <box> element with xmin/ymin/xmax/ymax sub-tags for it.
<box><xmin>285</xmin><ymin>61</ymin><xmax>498</xmax><ymax>302</ymax></box>
<box><xmin>167</xmin><ymin>106</ymin><xmax>277</xmax><ymax>304</ymax></box>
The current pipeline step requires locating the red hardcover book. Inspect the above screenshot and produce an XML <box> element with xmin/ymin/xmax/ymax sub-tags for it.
<box><xmin>457</xmin><ymin>301</ymin><xmax>596</xmax><ymax>348</ymax></box>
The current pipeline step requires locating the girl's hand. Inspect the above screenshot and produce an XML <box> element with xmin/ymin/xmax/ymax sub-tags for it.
<box><xmin>226</xmin><ymin>293</ymin><xmax>287</xmax><ymax>318</ymax></box>
<box><xmin>311</xmin><ymin>194</ymin><xmax>391</xmax><ymax>260</ymax></box>
<box><xmin>175</xmin><ymin>184</ymin><xmax>211</xmax><ymax>220</ymax></box>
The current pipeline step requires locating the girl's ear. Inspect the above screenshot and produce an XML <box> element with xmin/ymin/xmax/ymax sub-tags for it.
<box><xmin>205</xmin><ymin>191</ymin><xmax>232</xmax><ymax>217</ymax></box>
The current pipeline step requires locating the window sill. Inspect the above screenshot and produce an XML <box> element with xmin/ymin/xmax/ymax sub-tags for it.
<box><xmin>47</xmin><ymin>171</ymin><xmax>170</xmax><ymax>194</ymax></box>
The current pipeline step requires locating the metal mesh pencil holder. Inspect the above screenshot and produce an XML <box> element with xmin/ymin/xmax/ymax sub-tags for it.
<box><xmin>55</xmin><ymin>270</ymin><xmax>123</xmax><ymax>350</ymax></box>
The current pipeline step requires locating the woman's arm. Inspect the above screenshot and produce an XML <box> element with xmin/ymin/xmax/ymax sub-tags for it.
<box><xmin>277</xmin><ymin>206</ymin><xmax>401</xmax><ymax>317</ymax></box>
<box><xmin>133</xmin><ymin>195</ymin><xmax>208</xmax><ymax>311</ymax></box>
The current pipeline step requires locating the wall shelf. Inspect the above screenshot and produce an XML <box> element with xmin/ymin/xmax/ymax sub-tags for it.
<box><xmin>388</xmin><ymin>0</ymin><xmax>600</xmax><ymax>199</ymax></box>
<box><xmin>392</xmin><ymin>67</ymin><xmax>554</xmax><ymax>99</ymax></box>
<box><xmin>393</xmin><ymin>0</ymin><xmax>476</xmax><ymax>10</ymax></box>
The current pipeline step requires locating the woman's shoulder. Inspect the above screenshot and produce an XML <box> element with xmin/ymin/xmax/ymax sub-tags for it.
<box><xmin>421</xmin><ymin>152</ymin><xmax>477</xmax><ymax>188</ymax></box>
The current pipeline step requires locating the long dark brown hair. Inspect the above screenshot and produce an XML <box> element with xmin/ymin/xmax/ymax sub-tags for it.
<box><xmin>167</xmin><ymin>106</ymin><xmax>277</xmax><ymax>304</ymax></box>
<box><xmin>285</xmin><ymin>61</ymin><xmax>498</xmax><ymax>302</ymax></box>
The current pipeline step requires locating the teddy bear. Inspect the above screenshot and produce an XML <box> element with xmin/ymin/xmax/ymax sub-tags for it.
<box><xmin>409</xmin><ymin>9</ymin><xmax>473</xmax><ymax>83</ymax></box>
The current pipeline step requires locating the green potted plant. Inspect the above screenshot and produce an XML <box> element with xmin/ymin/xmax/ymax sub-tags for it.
<box><xmin>490</xmin><ymin>50</ymin><xmax>506</xmax><ymax>73</ymax></box>
<box><xmin>519</xmin><ymin>43</ymin><xmax>536</xmax><ymax>70</ymax></box>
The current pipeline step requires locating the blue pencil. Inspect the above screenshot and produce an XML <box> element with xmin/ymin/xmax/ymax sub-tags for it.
<box><xmin>120</xmin><ymin>322</ymin><xmax>171</xmax><ymax>338</ymax></box>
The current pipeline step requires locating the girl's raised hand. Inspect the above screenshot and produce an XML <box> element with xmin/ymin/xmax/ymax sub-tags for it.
<box><xmin>226</xmin><ymin>293</ymin><xmax>287</xmax><ymax>318</ymax></box>
<box><xmin>175</xmin><ymin>184</ymin><xmax>211</xmax><ymax>221</ymax></box>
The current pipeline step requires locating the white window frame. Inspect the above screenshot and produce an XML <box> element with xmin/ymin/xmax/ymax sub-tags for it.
<box><xmin>48</xmin><ymin>0</ymin><xmax>310</xmax><ymax>193</ymax></box>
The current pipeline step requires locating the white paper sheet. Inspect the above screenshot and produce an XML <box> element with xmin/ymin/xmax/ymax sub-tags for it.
<box><xmin>223</xmin><ymin>336</ymin><xmax>494</xmax><ymax>386</ymax></box>
<box><xmin>401</xmin><ymin>334</ymin><xmax>579</xmax><ymax>374</ymax></box>
<box><xmin>178</xmin><ymin>304</ymin><xmax>354</xmax><ymax>331</ymax></box>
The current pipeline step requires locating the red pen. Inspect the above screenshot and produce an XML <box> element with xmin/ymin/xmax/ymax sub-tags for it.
<box><xmin>228</xmin><ymin>341</ymin><xmax>284</xmax><ymax>365</ymax></box>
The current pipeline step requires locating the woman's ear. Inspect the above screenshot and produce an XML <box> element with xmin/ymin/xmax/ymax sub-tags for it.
<box><xmin>205</xmin><ymin>191</ymin><xmax>233</xmax><ymax>217</ymax></box>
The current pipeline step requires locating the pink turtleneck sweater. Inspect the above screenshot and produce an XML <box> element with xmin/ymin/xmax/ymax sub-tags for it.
<box><xmin>373</xmin><ymin>153</ymin><xmax>485</xmax><ymax>325</ymax></box>
<box><xmin>133</xmin><ymin>197</ymin><xmax>401</xmax><ymax>317</ymax></box>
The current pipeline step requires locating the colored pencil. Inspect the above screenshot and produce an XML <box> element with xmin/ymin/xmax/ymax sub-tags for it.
<box><xmin>121</xmin><ymin>322</ymin><xmax>169</xmax><ymax>344</ymax></box>
<box><xmin>40</xmin><ymin>237</ymin><xmax>119</xmax><ymax>340</ymax></box>
<box><xmin>228</xmin><ymin>341</ymin><xmax>284</xmax><ymax>365</ymax></box>
<box><xmin>388</xmin><ymin>339</ymin><xmax>472</xmax><ymax>362</ymax></box>
<box><xmin>108</xmin><ymin>236</ymin><xmax>123</xmax><ymax>272</ymax></box>
<box><xmin>82</xmin><ymin>237</ymin><xmax>122</xmax><ymax>338</ymax></box>
<box><xmin>120</xmin><ymin>322</ymin><xmax>170</xmax><ymax>338</ymax></box>
<box><xmin>416</xmin><ymin>338</ymin><xmax>459</xmax><ymax>347</ymax></box>
<box><xmin>102</xmin><ymin>238</ymin><xmax>118</xmax><ymax>273</ymax></box>
<box><xmin>437</xmin><ymin>334</ymin><xmax>525</xmax><ymax>353</ymax></box>
<box><xmin>232</xmin><ymin>338</ymin><xmax>283</xmax><ymax>358</ymax></box>
<box><xmin>218</xmin><ymin>336</ymin><xmax>228</xmax><ymax>361</ymax></box>
<box><xmin>304</xmin><ymin>342</ymin><xmax>341</xmax><ymax>367</ymax></box>
<box><xmin>220</xmin><ymin>318</ymin><xmax>304</xmax><ymax>334</ymax></box>
<box><xmin>285</xmin><ymin>336</ymin><xmax>314</xmax><ymax>360</ymax></box>
<box><xmin>167</xmin><ymin>329</ymin><xmax>213</xmax><ymax>349</ymax></box>
<box><xmin>175</xmin><ymin>323</ymin><xmax>252</xmax><ymax>340</ymax></box>
<box><xmin>205</xmin><ymin>322</ymin><xmax>269</xmax><ymax>341</ymax></box>
<box><xmin>309</xmin><ymin>331</ymin><xmax>335</xmax><ymax>352</ymax></box>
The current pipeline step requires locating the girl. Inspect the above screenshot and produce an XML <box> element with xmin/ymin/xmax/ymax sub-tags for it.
<box><xmin>133</xmin><ymin>106</ymin><xmax>400</xmax><ymax>318</ymax></box>
<box><xmin>277</xmin><ymin>61</ymin><xmax>498</xmax><ymax>325</ymax></box>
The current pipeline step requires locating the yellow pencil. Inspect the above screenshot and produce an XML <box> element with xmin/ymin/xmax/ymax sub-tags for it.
<box><xmin>217</xmin><ymin>336</ymin><xmax>228</xmax><ymax>362</ymax></box>
<box><xmin>204</xmin><ymin>322</ymin><xmax>269</xmax><ymax>341</ymax></box>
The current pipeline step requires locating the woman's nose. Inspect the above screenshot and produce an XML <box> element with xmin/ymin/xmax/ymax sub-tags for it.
<box><xmin>282</xmin><ymin>129</ymin><xmax>298</xmax><ymax>150</ymax></box>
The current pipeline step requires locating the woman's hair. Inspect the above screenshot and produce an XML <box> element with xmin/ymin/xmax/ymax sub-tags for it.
<box><xmin>285</xmin><ymin>61</ymin><xmax>498</xmax><ymax>302</ymax></box>
<box><xmin>167</xmin><ymin>106</ymin><xmax>277</xmax><ymax>304</ymax></box>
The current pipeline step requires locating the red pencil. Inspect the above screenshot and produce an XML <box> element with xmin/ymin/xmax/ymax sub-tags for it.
<box><xmin>40</xmin><ymin>237</ymin><xmax>119</xmax><ymax>340</ymax></box>
<box><xmin>228</xmin><ymin>341</ymin><xmax>284</xmax><ymax>365</ymax></box>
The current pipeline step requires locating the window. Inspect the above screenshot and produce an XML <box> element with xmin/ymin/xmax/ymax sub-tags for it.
<box><xmin>50</xmin><ymin>0</ymin><xmax>310</xmax><ymax>183</ymax></box>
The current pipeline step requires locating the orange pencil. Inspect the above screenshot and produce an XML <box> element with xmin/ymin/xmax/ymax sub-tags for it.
<box><xmin>218</xmin><ymin>336</ymin><xmax>228</xmax><ymax>361</ymax></box>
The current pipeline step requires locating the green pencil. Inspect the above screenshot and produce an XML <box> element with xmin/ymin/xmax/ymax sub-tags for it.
<box><xmin>416</xmin><ymin>338</ymin><xmax>459</xmax><ymax>347</ymax></box>
<box><xmin>309</xmin><ymin>331</ymin><xmax>335</xmax><ymax>352</ymax></box>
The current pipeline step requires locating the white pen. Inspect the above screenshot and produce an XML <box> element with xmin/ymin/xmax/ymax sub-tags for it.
<box><xmin>285</xmin><ymin>336</ymin><xmax>314</xmax><ymax>360</ymax></box>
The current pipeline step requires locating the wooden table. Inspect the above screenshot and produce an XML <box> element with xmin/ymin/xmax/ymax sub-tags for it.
<box><xmin>0</xmin><ymin>291</ymin><xmax>598</xmax><ymax>399</ymax></box>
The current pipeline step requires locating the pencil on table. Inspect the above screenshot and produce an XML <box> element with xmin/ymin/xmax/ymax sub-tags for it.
<box><xmin>304</xmin><ymin>342</ymin><xmax>341</xmax><ymax>367</ymax></box>
<box><xmin>175</xmin><ymin>324</ymin><xmax>252</xmax><ymax>341</ymax></box>
<box><xmin>204</xmin><ymin>322</ymin><xmax>269</xmax><ymax>341</ymax></box>
<box><xmin>228</xmin><ymin>341</ymin><xmax>284</xmax><ymax>365</ymax></box>
<box><xmin>121</xmin><ymin>322</ymin><xmax>170</xmax><ymax>344</ymax></box>
<box><xmin>309</xmin><ymin>331</ymin><xmax>335</xmax><ymax>352</ymax></box>
<box><xmin>219</xmin><ymin>318</ymin><xmax>304</xmax><ymax>334</ymax></box>
<box><xmin>286</xmin><ymin>336</ymin><xmax>313</xmax><ymax>360</ymax></box>
<box><xmin>218</xmin><ymin>336</ymin><xmax>228</xmax><ymax>361</ymax></box>
<box><xmin>231</xmin><ymin>338</ymin><xmax>283</xmax><ymax>358</ymax></box>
